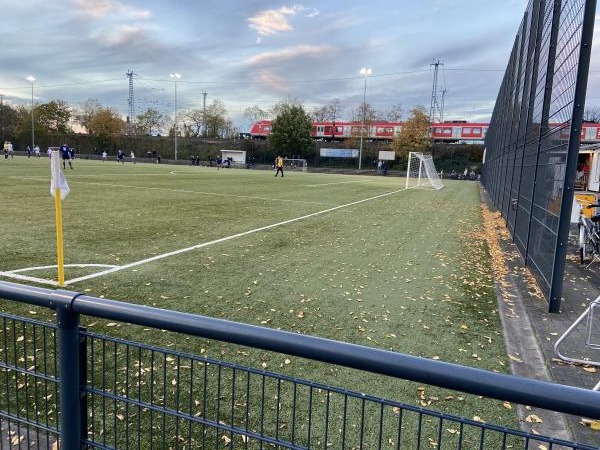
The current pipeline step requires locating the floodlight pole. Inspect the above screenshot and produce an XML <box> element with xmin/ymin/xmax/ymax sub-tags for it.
<box><xmin>26</xmin><ymin>76</ymin><xmax>35</xmax><ymax>150</ymax></box>
<box><xmin>359</xmin><ymin>68</ymin><xmax>371</xmax><ymax>171</ymax></box>
<box><xmin>170</xmin><ymin>73</ymin><xmax>181</xmax><ymax>160</ymax></box>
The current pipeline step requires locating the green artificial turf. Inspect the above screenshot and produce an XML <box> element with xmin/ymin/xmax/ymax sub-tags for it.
<box><xmin>0</xmin><ymin>157</ymin><xmax>522</xmax><ymax>446</ymax></box>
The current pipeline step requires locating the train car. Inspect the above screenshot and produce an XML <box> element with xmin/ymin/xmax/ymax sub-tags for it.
<box><xmin>250</xmin><ymin>120</ymin><xmax>600</xmax><ymax>144</ymax></box>
<box><xmin>583</xmin><ymin>122</ymin><xmax>600</xmax><ymax>143</ymax></box>
<box><xmin>249</xmin><ymin>120</ymin><xmax>272</xmax><ymax>139</ymax></box>
<box><xmin>251</xmin><ymin>119</ymin><xmax>490</xmax><ymax>142</ymax></box>
<box><xmin>313</xmin><ymin>122</ymin><xmax>350</xmax><ymax>140</ymax></box>
<box><xmin>430</xmin><ymin>122</ymin><xmax>489</xmax><ymax>142</ymax></box>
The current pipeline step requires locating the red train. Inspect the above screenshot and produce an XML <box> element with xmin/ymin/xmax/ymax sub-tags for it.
<box><xmin>249</xmin><ymin>119</ymin><xmax>489</xmax><ymax>142</ymax></box>
<box><xmin>249</xmin><ymin>120</ymin><xmax>600</xmax><ymax>143</ymax></box>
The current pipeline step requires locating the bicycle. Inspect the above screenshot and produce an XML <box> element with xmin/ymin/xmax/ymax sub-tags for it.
<box><xmin>578</xmin><ymin>202</ymin><xmax>600</xmax><ymax>266</ymax></box>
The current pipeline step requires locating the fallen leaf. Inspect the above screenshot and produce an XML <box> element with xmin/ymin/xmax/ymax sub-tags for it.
<box><xmin>526</xmin><ymin>414</ymin><xmax>543</xmax><ymax>423</ymax></box>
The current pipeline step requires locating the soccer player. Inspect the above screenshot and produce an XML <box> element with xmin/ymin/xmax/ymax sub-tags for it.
<box><xmin>275</xmin><ymin>155</ymin><xmax>284</xmax><ymax>177</ymax></box>
<box><xmin>60</xmin><ymin>144</ymin><xmax>73</xmax><ymax>169</ymax></box>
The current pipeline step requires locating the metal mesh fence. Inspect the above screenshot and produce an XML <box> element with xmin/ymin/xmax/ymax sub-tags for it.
<box><xmin>482</xmin><ymin>0</ymin><xmax>596</xmax><ymax>312</ymax></box>
<box><xmin>0</xmin><ymin>314</ymin><xmax>60</xmax><ymax>449</ymax></box>
<box><xmin>2</xmin><ymin>314</ymin><xmax>596</xmax><ymax>449</ymax></box>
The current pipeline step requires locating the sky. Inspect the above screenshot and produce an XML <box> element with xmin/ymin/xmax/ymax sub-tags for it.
<box><xmin>1</xmin><ymin>0</ymin><xmax>600</xmax><ymax>131</ymax></box>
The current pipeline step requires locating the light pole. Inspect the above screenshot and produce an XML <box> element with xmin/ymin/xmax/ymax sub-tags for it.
<box><xmin>358</xmin><ymin>67</ymin><xmax>371</xmax><ymax>171</ymax></box>
<box><xmin>170</xmin><ymin>73</ymin><xmax>181</xmax><ymax>160</ymax></box>
<box><xmin>26</xmin><ymin>76</ymin><xmax>35</xmax><ymax>150</ymax></box>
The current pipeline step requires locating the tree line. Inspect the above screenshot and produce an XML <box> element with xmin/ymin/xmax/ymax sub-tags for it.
<box><xmin>0</xmin><ymin>96</ymin><xmax>482</xmax><ymax>172</ymax></box>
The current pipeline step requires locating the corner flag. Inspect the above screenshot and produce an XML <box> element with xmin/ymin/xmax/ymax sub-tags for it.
<box><xmin>50</xmin><ymin>150</ymin><xmax>70</xmax><ymax>199</ymax></box>
<box><xmin>50</xmin><ymin>150</ymin><xmax>68</xmax><ymax>286</ymax></box>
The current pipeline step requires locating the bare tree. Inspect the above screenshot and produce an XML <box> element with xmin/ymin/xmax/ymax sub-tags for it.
<box><xmin>584</xmin><ymin>106</ymin><xmax>600</xmax><ymax>122</ymax></box>
<box><xmin>244</xmin><ymin>105</ymin><xmax>269</xmax><ymax>123</ymax></box>
<box><xmin>136</xmin><ymin>108</ymin><xmax>167</xmax><ymax>135</ymax></box>
<box><xmin>384</xmin><ymin>104</ymin><xmax>403</xmax><ymax>122</ymax></box>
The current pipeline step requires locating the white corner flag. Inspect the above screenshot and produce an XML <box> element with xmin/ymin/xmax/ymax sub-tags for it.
<box><xmin>50</xmin><ymin>150</ymin><xmax>70</xmax><ymax>200</ymax></box>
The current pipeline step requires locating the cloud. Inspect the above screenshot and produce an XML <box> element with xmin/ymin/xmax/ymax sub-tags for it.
<box><xmin>248</xmin><ymin>5</ymin><xmax>319</xmax><ymax>36</ymax></box>
<box><xmin>246</xmin><ymin>45</ymin><xmax>335</xmax><ymax>65</ymax></box>
<box><xmin>73</xmin><ymin>0</ymin><xmax>150</xmax><ymax>20</ymax></box>
<box><xmin>100</xmin><ymin>25</ymin><xmax>146</xmax><ymax>47</ymax></box>
<box><xmin>248</xmin><ymin>6</ymin><xmax>297</xmax><ymax>36</ymax></box>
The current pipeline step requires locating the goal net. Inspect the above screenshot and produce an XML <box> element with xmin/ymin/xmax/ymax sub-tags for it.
<box><xmin>405</xmin><ymin>152</ymin><xmax>444</xmax><ymax>190</ymax></box>
<box><xmin>284</xmin><ymin>158</ymin><xmax>308</xmax><ymax>171</ymax></box>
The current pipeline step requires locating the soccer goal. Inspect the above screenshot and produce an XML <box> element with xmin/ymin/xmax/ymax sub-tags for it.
<box><xmin>284</xmin><ymin>158</ymin><xmax>308</xmax><ymax>171</ymax></box>
<box><xmin>405</xmin><ymin>152</ymin><xmax>444</xmax><ymax>190</ymax></box>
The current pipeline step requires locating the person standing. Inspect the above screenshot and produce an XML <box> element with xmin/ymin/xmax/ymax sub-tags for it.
<box><xmin>33</xmin><ymin>145</ymin><xmax>40</xmax><ymax>157</ymax></box>
<box><xmin>130</xmin><ymin>150</ymin><xmax>136</xmax><ymax>164</ymax></box>
<box><xmin>117</xmin><ymin>149</ymin><xmax>125</xmax><ymax>163</ymax></box>
<box><xmin>60</xmin><ymin>143</ymin><xmax>73</xmax><ymax>169</ymax></box>
<box><xmin>102</xmin><ymin>150</ymin><xmax>108</xmax><ymax>162</ymax></box>
<box><xmin>275</xmin><ymin>155</ymin><xmax>284</xmax><ymax>177</ymax></box>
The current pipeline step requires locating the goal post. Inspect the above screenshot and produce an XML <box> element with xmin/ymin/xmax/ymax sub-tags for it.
<box><xmin>284</xmin><ymin>158</ymin><xmax>308</xmax><ymax>171</ymax></box>
<box><xmin>405</xmin><ymin>152</ymin><xmax>444</xmax><ymax>190</ymax></box>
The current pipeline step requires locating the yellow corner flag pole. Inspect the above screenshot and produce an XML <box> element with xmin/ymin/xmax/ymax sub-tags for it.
<box><xmin>50</xmin><ymin>149</ymin><xmax>70</xmax><ymax>287</ymax></box>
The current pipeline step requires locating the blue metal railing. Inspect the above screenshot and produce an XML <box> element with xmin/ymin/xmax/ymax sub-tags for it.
<box><xmin>0</xmin><ymin>280</ymin><xmax>599</xmax><ymax>449</ymax></box>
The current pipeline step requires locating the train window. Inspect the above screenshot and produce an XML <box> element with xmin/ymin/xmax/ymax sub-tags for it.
<box><xmin>336</xmin><ymin>126</ymin><xmax>343</xmax><ymax>133</ymax></box>
<box><xmin>264</xmin><ymin>126</ymin><xmax>270</xmax><ymax>132</ymax></box>
<box><xmin>376</xmin><ymin>127</ymin><xmax>393</xmax><ymax>133</ymax></box>
<box><xmin>473</xmin><ymin>128</ymin><xmax>481</xmax><ymax>135</ymax></box>
<box><xmin>324</xmin><ymin>126</ymin><xmax>332</xmax><ymax>134</ymax></box>
<box><xmin>462</xmin><ymin>127</ymin><xmax>471</xmax><ymax>134</ymax></box>
<box><xmin>443</xmin><ymin>128</ymin><xmax>452</xmax><ymax>134</ymax></box>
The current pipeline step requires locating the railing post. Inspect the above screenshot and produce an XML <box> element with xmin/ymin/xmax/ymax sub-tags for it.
<box><xmin>56</xmin><ymin>306</ymin><xmax>82</xmax><ymax>449</ymax></box>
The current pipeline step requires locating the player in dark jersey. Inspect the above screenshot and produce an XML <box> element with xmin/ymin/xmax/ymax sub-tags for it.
<box><xmin>60</xmin><ymin>144</ymin><xmax>73</xmax><ymax>169</ymax></box>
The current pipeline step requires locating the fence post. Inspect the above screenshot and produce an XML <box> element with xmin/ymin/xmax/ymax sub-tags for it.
<box><xmin>56</xmin><ymin>306</ymin><xmax>82</xmax><ymax>449</ymax></box>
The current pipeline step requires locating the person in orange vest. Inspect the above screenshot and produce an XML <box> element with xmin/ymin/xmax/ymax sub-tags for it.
<box><xmin>275</xmin><ymin>155</ymin><xmax>284</xmax><ymax>177</ymax></box>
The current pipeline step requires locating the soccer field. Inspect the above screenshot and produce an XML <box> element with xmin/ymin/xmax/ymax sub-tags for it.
<box><xmin>0</xmin><ymin>157</ymin><xmax>516</xmax><ymax>425</ymax></box>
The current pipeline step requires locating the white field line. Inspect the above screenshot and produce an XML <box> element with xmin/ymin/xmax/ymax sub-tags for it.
<box><xmin>0</xmin><ymin>272</ymin><xmax>60</xmax><ymax>286</ymax></box>
<box><xmin>81</xmin><ymin>182</ymin><xmax>333</xmax><ymax>205</ymax></box>
<box><xmin>12</xmin><ymin>176</ymin><xmax>333</xmax><ymax>206</ymax></box>
<box><xmin>304</xmin><ymin>180</ymin><xmax>371</xmax><ymax>187</ymax></box>
<box><xmin>7</xmin><ymin>263</ymin><xmax>118</xmax><ymax>273</ymax></box>
<box><xmin>64</xmin><ymin>187</ymin><xmax>406</xmax><ymax>286</ymax></box>
<box><xmin>0</xmin><ymin>264</ymin><xmax>120</xmax><ymax>287</ymax></box>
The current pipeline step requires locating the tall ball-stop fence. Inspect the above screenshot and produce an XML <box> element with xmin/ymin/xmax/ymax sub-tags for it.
<box><xmin>481</xmin><ymin>0</ymin><xmax>596</xmax><ymax>312</ymax></box>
